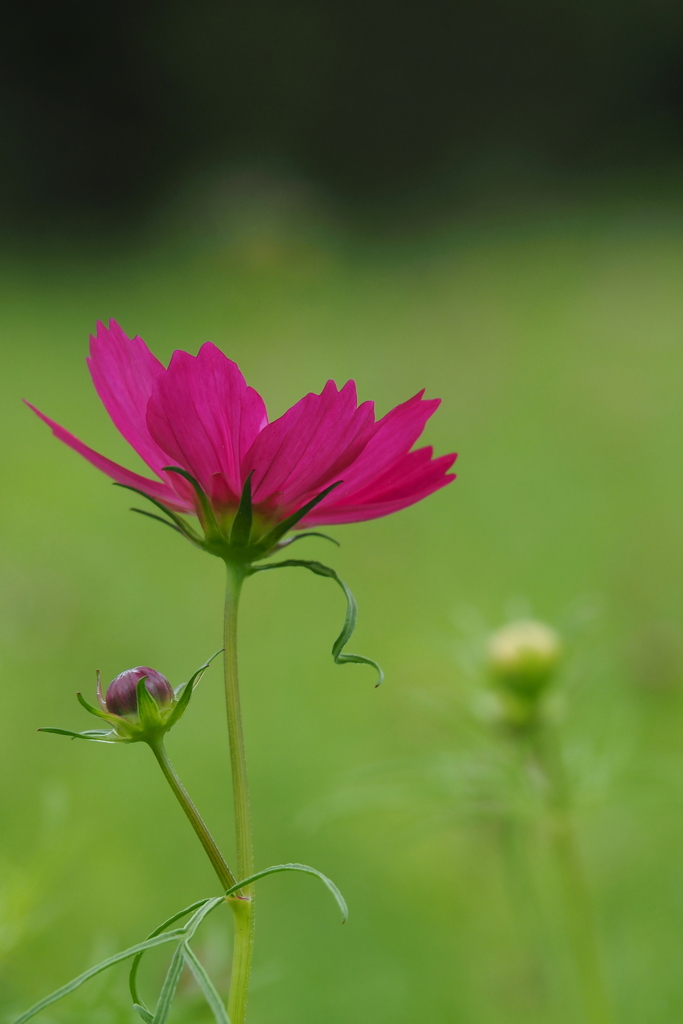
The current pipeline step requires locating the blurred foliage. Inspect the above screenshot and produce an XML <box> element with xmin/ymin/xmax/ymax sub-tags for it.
<box><xmin>6</xmin><ymin>0</ymin><xmax>683</xmax><ymax>224</ymax></box>
<box><xmin>2</xmin><ymin>179</ymin><xmax>683</xmax><ymax>1022</ymax></box>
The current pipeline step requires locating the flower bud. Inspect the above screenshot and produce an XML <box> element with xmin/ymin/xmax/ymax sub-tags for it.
<box><xmin>488</xmin><ymin>620</ymin><xmax>561</xmax><ymax>696</ymax></box>
<box><xmin>105</xmin><ymin>666</ymin><xmax>174</xmax><ymax>718</ymax></box>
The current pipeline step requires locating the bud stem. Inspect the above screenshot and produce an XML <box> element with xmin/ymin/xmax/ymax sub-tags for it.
<box><xmin>531</xmin><ymin>725</ymin><xmax>615</xmax><ymax>1024</ymax></box>
<box><xmin>223</xmin><ymin>563</ymin><xmax>254</xmax><ymax>1024</ymax></box>
<box><xmin>149</xmin><ymin>739</ymin><xmax>237</xmax><ymax>892</ymax></box>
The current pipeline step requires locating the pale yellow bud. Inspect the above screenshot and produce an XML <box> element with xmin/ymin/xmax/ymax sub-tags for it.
<box><xmin>488</xmin><ymin>620</ymin><xmax>561</xmax><ymax>697</ymax></box>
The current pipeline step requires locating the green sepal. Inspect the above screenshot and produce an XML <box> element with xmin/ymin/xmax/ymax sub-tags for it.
<box><xmin>254</xmin><ymin>481</ymin><xmax>343</xmax><ymax>553</ymax></box>
<box><xmin>162</xmin><ymin>467</ymin><xmax>222</xmax><ymax>540</ymax></box>
<box><xmin>229</xmin><ymin>472</ymin><xmax>254</xmax><ymax>546</ymax></box>
<box><xmin>275</xmin><ymin>531</ymin><xmax>340</xmax><ymax>551</ymax></box>
<box><xmin>252</xmin><ymin>558</ymin><xmax>384</xmax><ymax>685</ymax></box>
<box><xmin>113</xmin><ymin>483</ymin><xmax>204</xmax><ymax>546</ymax></box>
<box><xmin>39</xmin><ymin>727</ymin><xmax>121</xmax><ymax>743</ymax></box>
<box><xmin>76</xmin><ymin>691</ymin><xmax>120</xmax><ymax>724</ymax></box>
<box><xmin>167</xmin><ymin>650</ymin><xmax>222</xmax><ymax>730</ymax></box>
<box><xmin>136</xmin><ymin>676</ymin><xmax>164</xmax><ymax>734</ymax></box>
<box><xmin>130</xmin><ymin>508</ymin><xmax>184</xmax><ymax>535</ymax></box>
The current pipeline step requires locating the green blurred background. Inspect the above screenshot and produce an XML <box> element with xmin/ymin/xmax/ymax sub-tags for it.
<box><xmin>4</xmin><ymin>2</ymin><xmax>683</xmax><ymax>1021</ymax></box>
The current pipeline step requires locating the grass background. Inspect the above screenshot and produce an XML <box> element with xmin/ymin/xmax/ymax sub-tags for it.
<box><xmin>1</xmin><ymin>179</ymin><xmax>683</xmax><ymax>1022</ymax></box>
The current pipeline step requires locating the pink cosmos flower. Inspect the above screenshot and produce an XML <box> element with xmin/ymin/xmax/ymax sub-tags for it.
<box><xmin>27</xmin><ymin>321</ymin><xmax>456</xmax><ymax>543</ymax></box>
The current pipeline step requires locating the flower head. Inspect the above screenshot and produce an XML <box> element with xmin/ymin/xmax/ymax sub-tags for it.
<box><xmin>104</xmin><ymin>666</ymin><xmax>174</xmax><ymax>717</ymax></box>
<box><xmin>488</xmin><ymin>620</ymin><xmax>562</xmax><ymax>694</ymax></box>
<box><xmin>40</xmin><ymin>653</ymin><xmax>220</xmax><ymax>745</ymax></box>
<box><xmin>27</xmin><ymin>321</ymin><xmax>456</xmax><ymax>560</ymax></box>
<box><xmin>487</xmin><ymin>619</ymin><xmax>562</xmax><ymax>727</ymax></box>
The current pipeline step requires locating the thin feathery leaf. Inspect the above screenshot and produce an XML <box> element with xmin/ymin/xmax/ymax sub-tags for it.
<box><xmin>11</xmin><ymin>930</ymin><xmax>187</xmax><ymax>1024</ymax></box>
<box><xmin>252</xmin><ymin>559</ymin><xmax>383</xmax><ymax>685</ymax></box>
<box><xmin>151</xmin><ymin>945</ymin><xmax>185</xmax><ymax>1024</ymax></box>
<box><xmin>183</xmin><ymin>944</ymin><xmax>232</xmax><ymax>1023</ymax></box>
<box><xmin>129</xmin><ymin>900</ymin><xmax>212</xmax><ymax>1008</ymax></box>
<box><xmin>224</xmin><ymin>863</ymin><xmax>347</xmax><ymax>922</ymax></box>
<box><xmin>129</xmin><ymin>898</ymin><xmax>225</xmax><ymax>1019</ymax></box>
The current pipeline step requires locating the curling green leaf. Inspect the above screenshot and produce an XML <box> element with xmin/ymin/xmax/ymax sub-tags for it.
<box><xmin>252</xmin><ymin>559</ymin><xmax>383</xmax><ymax>685</ymax></box>
<box><xmin>183</xmin><ymin>944</ymin><xmax>232</xmax><ymax>1023</ymax></box>
<box><xmin>229</xmin><ymin>472</ymin><xmax>254</xmax><ymax>546</ymax></box>
<box><xmin>225</xmin><ymin>863</ymin><xmax>347</xmax><ymax>922</ymax></box>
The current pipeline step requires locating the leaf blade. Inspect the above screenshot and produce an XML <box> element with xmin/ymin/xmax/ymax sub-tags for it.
<box><xmin>183</xmin><ymin>944</ymin><xmax>232</xmax><ymax>1023</ymax></box>
<box><xmin>129</xmin><ymin>899</ymin><xmax>214</xmax><ymax>1009</ymax></box>
<box><xmin>11</xmin><ymin>930</ymin><xmax>187</xmax><ymax>1024</ymax></box>
<box><xmin>224</xmin><ymin>863</ymin><xmax>347</xmax><ymax>922</ymax></box>
<box><xmin>252</xmin><ymin>559</ymin><xmax>383</xmax><ymax>685</ymax></box>
<box><xmin>151</xmin><ymin>945</ymin><xmax>185</xmax><ymax>1024</ymax></box>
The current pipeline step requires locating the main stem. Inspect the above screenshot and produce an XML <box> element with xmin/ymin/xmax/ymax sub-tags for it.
<box><xmin>531</xmin><ymin>726</ymin><xmax>614</xmax><ymax>1024</ymax></box>
<box><xmin>150</xmin><ymin>740</ymin><xmax>237</xmax><ymax>892</ymax></box>
<box><xmin>223</xmin><ymin>563</ymin><xmax>255</xmax><ymax>1024</ymax></box>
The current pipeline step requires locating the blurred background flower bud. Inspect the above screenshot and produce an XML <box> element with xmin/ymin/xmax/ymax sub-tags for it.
<box><xmin>105</xmin><ymin>667</ymin><xmax>174</xmax><ymax>718</ymax></box>
<box><xmin>487</xmin><ymin>620</ymin><xmax>561</xmax><ymax>726</ymax></box>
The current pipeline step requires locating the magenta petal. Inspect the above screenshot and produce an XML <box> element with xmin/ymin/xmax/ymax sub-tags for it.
<box><xmin>146</xmin><ymin>342</ymin><xmax>267</xmax><ymax>499</ymax></box>
<box><xmin>301</xmin><ymin>450</ymin><xmax>457</xmax><ymax>525</ymax></box>
<box><xmin>323</xmin><ymin>390</ymin><xmax>441</xmax><ymax>502</ymax></box>
<box><xmin>26</xmin><ymin>402</ymin><xmax>193</xmax><ymax>512</ymax></box>
<box><xmin>243</xmin><ymin>380</ymin><xmax>377</xmax><ymax>509</ymax></box>
<box><xmin>87</xmin><ymin>320</ymin><xmax>169</xmax><ymax>477</ymax></box>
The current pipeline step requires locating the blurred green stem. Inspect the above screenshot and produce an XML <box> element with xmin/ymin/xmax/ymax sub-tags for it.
<box><xmin>531</xmin><ymin>725</ymin><xmax>614</xmax><ymax>1024</ymax></box>
<box><xmin>223</xmin><ymin>564</ymin><xmax>255</xmax><ymax>1024</ymax></box>
<box><xmin>150</xmin><ymin>740</ymin><xmax>237</xmax><ymax>891</ymax></box>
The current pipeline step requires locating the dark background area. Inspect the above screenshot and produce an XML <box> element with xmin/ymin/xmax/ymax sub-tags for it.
<box><xmin>5</xmin><ymin>0</ymin><xmax>683</xmax><ymax>227</ymax></box>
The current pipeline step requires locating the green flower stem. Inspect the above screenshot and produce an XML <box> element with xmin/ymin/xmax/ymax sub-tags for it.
<box><xmin>531</xmin><ymin>725</ymin><xmax>614</xmax><ymax>1024</ymax></box>
<box><xmin>149</xmin><ymin>740</ymin><xmax>237</xmax><ymax>892</ymax></box>
<box><xmin>223</xmin><ymin>563</ymin><xmax>255</xmax><ymax>1024</ymax></box>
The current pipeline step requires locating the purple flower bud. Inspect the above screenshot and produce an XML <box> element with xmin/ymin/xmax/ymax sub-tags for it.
<box><xmin>105</xmin><ymin>666</ymin><xmax>174</xmax><ymax>717</ymax></box>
